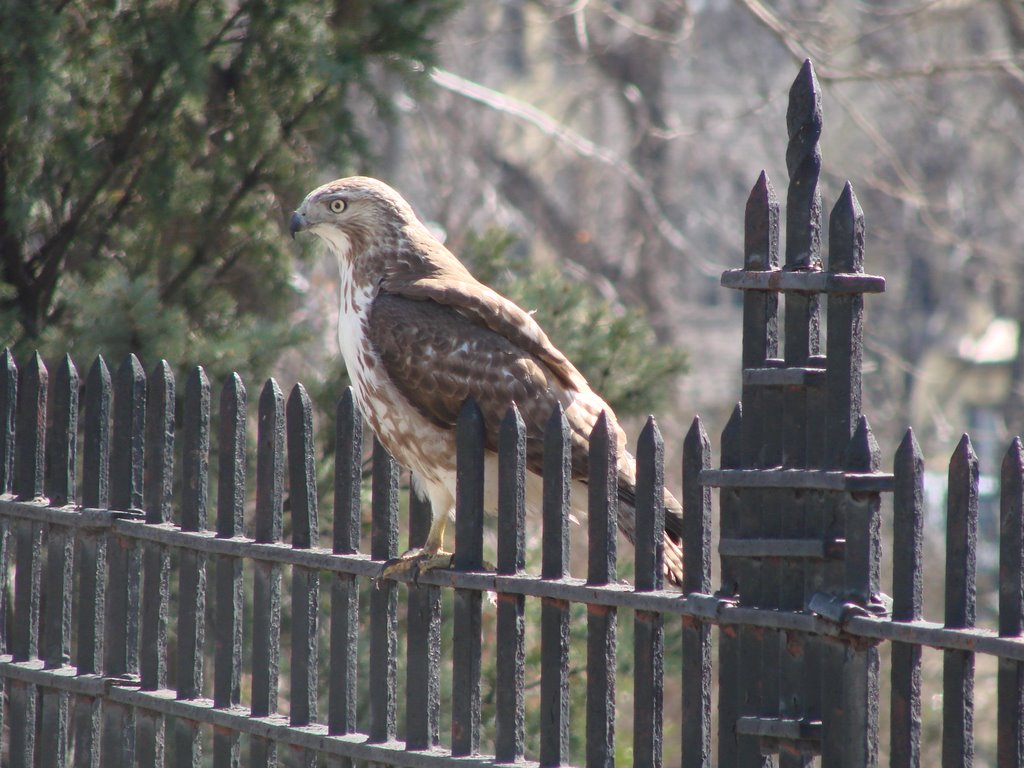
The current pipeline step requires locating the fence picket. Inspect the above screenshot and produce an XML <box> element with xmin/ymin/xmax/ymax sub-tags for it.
<box><xmin>288</xmin><ymin>383</ymin><xmax>320</xmax><ymax>768</ymax></box>
<box><xmin>682</xmin><ymin>417</ymin><xmax>712</xmax><ymax>768</ymax></box>
<box><xmin>40</xmin><ymin>356</ymin><xmax>77</xmax><ymax>768</ymax></box>
<box><xmin>251</xmin><ymin>377</ymin><xmax>284</xmax><ymax>767</ymax></box>
<box><xmin>42</xmin><ymin>361</ymin><xmax>76</xmax><ymax>645</ymax></box>
<box><xmin>540</xmin><ymin>404</ymin><xmax>570</xmax><ymax>767</ymax></box>
<box><xmin>11</xmin><ymin>353</ymin><xmax>45</xmax><ymax>768</ymax></box>
<box><xmin>586</xmin><ymin>412</ymin><xmax>617</xmax><ymax>768</ymax></box>
<box><xmin>406</xmin><ymin>478</ymin><xmax>441</xmax><ymax>752</ymax></box>
<box><xmin>103</xmin><ymin>354</ymin><xmax>145</xmax><ymax>765</ymax></box>
<box><xmin>138</xmin><ymin>360</ymin><xmax>173</xmax><ymax>766</ymax></box>
<box><xmin>329</xmin><ymin>388</ymin><xmax>361</xmax><ymax>768</ymax></box>
<box><xmin>214</xmin><ymin>373</ymin><xmax>245</xmax><ymax>767</ymax></box>
<box><xmin>176</xmin><ymin>366</ymin><xmax>210</xmax><ymax>768</ymax></box>
<box><xmin>943</xmin><ymin>435</ymin><xmax>979</xmax><ymax>768</ymax></box>
<box><xmin>999</xmin><ymin>438</ymin><xmax>1024</xmax><ymax>768</ymax></box>
<box><xmin>838</xmin><ymin>417</ymin><xmax>881</xmax><ymax>768</ymax></box>
<box><xmin>495</xmin><ymin>405</ymin><xmax>526</xmax><ymax>763</ymax></box>
<box><xmin>369</xmin><ymin>437</ymin><xmax>399</xmax><ymax>743</ymax></box>
<box><xmin>634</xmin><ymin>416</ymin><xmax>665</xmax><ymax>768</ymax></box>
<box><xmin>453</xmin><ymin>399</ymin><xmax>485</xmax><ymax>757</ymax></box>
<box><xmin>826</xmin><ymin>182</ymin><xmax>866</xmax><ymax>463</ymax></box>
<box><xmin>891</xmin><ymin>428</ymin><xmax>924</xmax><ymax>768</ymax></box>
<box><xmin>73</xmin><ymin>356</ymin><xmax>110</xmax><ymax>768</ymax></box>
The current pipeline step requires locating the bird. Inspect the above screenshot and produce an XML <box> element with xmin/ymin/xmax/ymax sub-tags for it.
<box><xmin>290</xmin><ymin>176</ymin><xmax>684</xmax><ymax>586</ymax></box>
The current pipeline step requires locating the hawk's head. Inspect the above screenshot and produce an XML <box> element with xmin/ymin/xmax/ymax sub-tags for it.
<box><xmin>289</xmin><ymin>176</ymin><xmax>418</xmax><ymax>259</ymax></box>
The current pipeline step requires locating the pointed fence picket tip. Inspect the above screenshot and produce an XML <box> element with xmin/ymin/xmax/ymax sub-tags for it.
<box><xmin>260</xmin><ymin>377</ymin><xmax>283</xmax><ymax>408</ymax></box>
<box><xmin>828</xmin><ymin>181</ymin><xmax>866</xmax><ymax>274</ymax></box>
<box><xmin>57</xmin><ymin>352</ymin><xmax>77</xmax><ymax>378</ymax></box>
<box><xmin>88</xmin><ymin>354</ymin><xmax>111</xmax><ymax>389</ymax></box>
<box><xmin>744</xmin><ymin>171</ymin><xmax>780</xmax><ymax>270</ymax></box>
<box><xmin>500</xmin><ymin>402</ymin><xmax>525</xmax><ymax>437</ymax></box>
<box><xmin>546</xmin><ymin>401</ymin><xmax>567</xmax><ymax>433</ymax></box>
<box><xmin>117</xmin><ymin>353</ymin><xmax>145</xmax><ymax>384</ymax></box>
<box><xmin>638</xmin><ymin>414</ymin><xmax>662</xmax><ymax>449</ymax></box>
<box><xmin>788</xmin><ymin>58</ymin><xmax>822</xmax><ymax>130</ymax></box>
<box><xmin>22</xmin><ymin>351</ymin><xmax>47</xmax><ymax>388</ymax></box>
<box><xmin>187</xmin><ymin>364</ymin><xmax>209</xmax><ymax>386</ymax></box>
<box><xmin>896</xmin><ymin>426</ymin><xmax>919</xmax><ymax>454</ymax></box>
<box><xmin>336</xmin><ymin>384</ymin><xmax>357</xmax><ymax>415</ymax></box>
<box><xmin>457</xmin><ymin>397</ymin><xmax>485</xmax><ymax>435</ymax></box>
<box><xmin>286</xmin><ymin>381</ymin><xmax>313</xmax><ymax>421</ymax></box>
<box><xmin>950</xmin><ymin>432</ymin><xmax>978</xmax><ymax>468</ymax></box>
<box><xmin>844</xmin><ymin>414</ymin><xmax>880</xmax><ymax>473</ymax></box>
<box><xmin>590</xmin><ymin>409</ymin><xmax>613</xmax><ymax>443</ymax></box>
<box><xmin>1003</xmin><ymin>436</ymin><xmax>1024</xmax><ymax>474</ymax></box>
<box><xmin>635</xmin><ymin>414</ymin><xmax>665</xmax><ymax>477</ymax></box>
<box><xmin>684</xmin><ymin>414</ymin><xmax>710</xmax><ymax>453</ymax></box>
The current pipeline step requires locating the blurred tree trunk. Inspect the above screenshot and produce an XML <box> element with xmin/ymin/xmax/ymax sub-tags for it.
<box><xmin>551</xmin><ymin>1</ymin><xmax>690</xmax><ymax>337</ymax></box>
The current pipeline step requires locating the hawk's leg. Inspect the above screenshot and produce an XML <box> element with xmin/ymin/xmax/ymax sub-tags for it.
<box><xmin>377</xmin><ymin>511</ymin><xmax>453</xmax><ymax>583</ymax></box>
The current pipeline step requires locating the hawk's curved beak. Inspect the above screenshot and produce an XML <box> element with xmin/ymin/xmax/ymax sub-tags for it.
<box><xmin>289</xmin><ymin>211</ymin><xmax>306</xmax><ymax>240</ymax></box>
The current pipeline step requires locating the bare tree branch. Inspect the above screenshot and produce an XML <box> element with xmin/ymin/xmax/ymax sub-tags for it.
<box><xmin>429</xmin><ymin>67</ymin><xmax>728</xmax><ymax>277</ymax></box>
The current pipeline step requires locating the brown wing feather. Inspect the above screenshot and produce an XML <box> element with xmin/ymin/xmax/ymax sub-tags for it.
<box><xmin>367</xmin><ymin>292</ymin><xmax>597</xmax><ymax>478</ymax></box>
<box><xmin>380</xmin><ymin>239</ymin><xmax>587</xmax><ymax>394</ymax></box>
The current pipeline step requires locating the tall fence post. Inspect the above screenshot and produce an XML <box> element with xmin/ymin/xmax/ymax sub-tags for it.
<box><xmin>709</xmin><ymin>59</ymin><xmax>889</xmax><ymax>768</ymax></box>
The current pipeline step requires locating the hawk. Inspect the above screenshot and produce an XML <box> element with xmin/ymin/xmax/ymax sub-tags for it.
<box><xmin>290</xmin><ymin>177</ymin><xmax>684</xmax><ymax>585</ymax></box>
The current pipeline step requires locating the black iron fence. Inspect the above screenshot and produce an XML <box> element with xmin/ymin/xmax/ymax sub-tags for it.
<box><xmin>2</xmin><ymin>60</ymin><xmax>1023</xmax><ymax>767</ymax></box>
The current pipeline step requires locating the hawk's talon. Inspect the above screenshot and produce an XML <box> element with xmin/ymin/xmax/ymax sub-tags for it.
<box><xmin>375</xmin><ymin>548</ymin><xmax>454</xmax><ymax>586</ymax></box>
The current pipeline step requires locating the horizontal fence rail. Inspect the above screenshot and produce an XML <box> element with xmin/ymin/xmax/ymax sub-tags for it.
<box><xmin>2</xmin><ymin>60</ymin><xmax>1023</xmax><ymax>768</ymax></box>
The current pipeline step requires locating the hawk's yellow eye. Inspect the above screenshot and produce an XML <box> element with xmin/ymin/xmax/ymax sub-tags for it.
<box><xmin>329</xmin><ymin>199</ymin><xmax>347</xmax><ymax>214</ymax></box>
